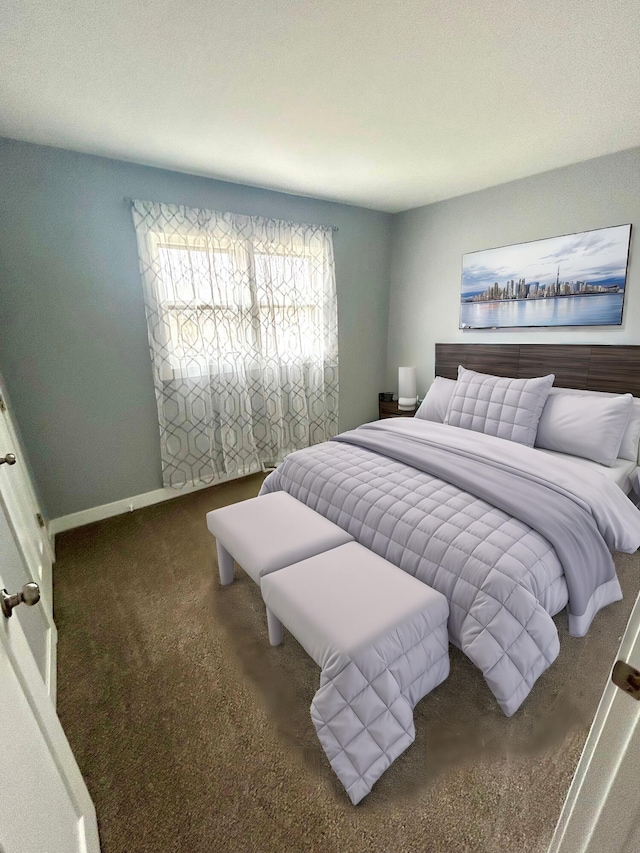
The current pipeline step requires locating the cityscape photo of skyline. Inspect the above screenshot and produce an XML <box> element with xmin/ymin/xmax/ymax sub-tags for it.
<box><xmin>460</xmin><ymin>224</ymin><xmax>631</xmax><ymax>328</ymax></box>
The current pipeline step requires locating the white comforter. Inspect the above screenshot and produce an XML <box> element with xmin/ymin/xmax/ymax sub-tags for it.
<box><xmin>261</xmin><ymin>420</ymin><xmax>640</xmax><ymax>716</ymax></box>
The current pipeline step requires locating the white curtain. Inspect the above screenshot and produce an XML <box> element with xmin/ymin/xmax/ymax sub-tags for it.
<box><xmin>131</xmin><ymin>200</ymin><xmax>339</xmax><ymax>489</ymax></box>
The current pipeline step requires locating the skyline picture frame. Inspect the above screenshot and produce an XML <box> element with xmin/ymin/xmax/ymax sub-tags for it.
<box><xmin>459</xmin><ymin>224</ymin><xmax>632</xmax><ymax>330</ymax></box>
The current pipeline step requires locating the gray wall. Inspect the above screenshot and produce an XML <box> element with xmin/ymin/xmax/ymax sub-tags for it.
<box><xmin>5</xmin><ymin>138</ymin><xmax>638</xmax><ymax>520</ymax></box>
<box><xmin>0</xmin><ymin>138</ymin><xmax>393</xmax><ymax>518</ymax></box>
<box><xmin>387</xmin><ymin>147</ymin><xmax>640</xmax><ymax>393</ymax></box>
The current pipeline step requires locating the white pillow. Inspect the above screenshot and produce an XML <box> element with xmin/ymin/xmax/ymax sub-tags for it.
<box><xmin>542</xmin><ymin>387</ymin><xmax>640</xmax><ymax>463</ymax></box>
<box><xmin>535</xmin><ymin>391</ymin><xmax>633</xmax><ymax>467</ymax></box>
<box><xmin>415</xmin><ymin>377</ymin><xmax>456</xmax><ymax>423</ymax></box>
<box><xmin>444</xmin><ymin>366</ymin><xmax>554</xmax><ymax>447</ymax></box>
<box><xmin>619</xmin><ymin>400</ymin><xmax>640</xmax><ymax>462</ymax></box>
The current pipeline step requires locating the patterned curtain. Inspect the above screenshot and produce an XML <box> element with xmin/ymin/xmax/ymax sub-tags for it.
<box><xmin>131</xmin><ymin>201</ymin><xmax>339</xmax><ymax>489</ymax></box>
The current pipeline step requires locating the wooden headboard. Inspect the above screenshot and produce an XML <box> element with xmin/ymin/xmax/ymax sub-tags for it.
<box><xmin>435</xmin><ymin>344</ymin><xmax>640</xmax><ymax>398</ymax></box>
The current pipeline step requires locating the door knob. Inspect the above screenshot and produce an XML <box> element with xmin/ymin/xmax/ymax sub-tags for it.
<box><xmin>0</xmin><ymin>453</ymin><xmax>16</xmax><ymax>465</ymax></box>
<box><xmin>1</xmin><ymin>582</ymin><xmax>40</xmax><ymax>618</ymax></box>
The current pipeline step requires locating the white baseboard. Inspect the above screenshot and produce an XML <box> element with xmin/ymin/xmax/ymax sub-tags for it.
<box><xmin>49</xmin><ymin>471</ymin><xmax>261</xmax><ymax>535</ymax></box>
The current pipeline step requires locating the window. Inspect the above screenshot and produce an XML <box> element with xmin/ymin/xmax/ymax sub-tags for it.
<box><xmin>154</xmin><ymin>240</ymin><xmax>326</xmax><ymax>376</ymax></box>
<box><xmin>131</xmin><ymin>200</ymin><xmax>339</xmax><ymax>489</ymax></box>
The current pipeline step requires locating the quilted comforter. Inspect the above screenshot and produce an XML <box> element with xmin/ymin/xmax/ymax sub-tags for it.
<box><xmin>260</xmin><ymin>419</ymin><xmax>640</xmax><ymax>716</ymax></box>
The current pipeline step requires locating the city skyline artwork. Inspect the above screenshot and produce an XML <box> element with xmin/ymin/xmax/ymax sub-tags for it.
<box><xmin>460</xmin><ymin>223</ymin><xmax>632</xmax><ymax>329</ymax></box>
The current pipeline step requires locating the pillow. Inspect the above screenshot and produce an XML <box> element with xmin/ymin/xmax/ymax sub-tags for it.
<box><xmin>542</xmin><ymin>387</ymin><xmax>640</xmax><ymax>463</ymax></box>
<box><xmin>444</xmin><ymin>366</ymin><xmax>554</xmax><ymax>447</ymax></box>
<box><xmin>616</xmin><ymin>400</ymin><xmax>640</xmax><ymax>462</ymax></box>
<box><xmin>415</xmin><ymin>377</ymin><xmax>456</xmax><ymax>423</ymax></box>
<box><xmin>536</xmin><ymin>389</ymin><xmax>634</xmax><ymax>466</ymax></box>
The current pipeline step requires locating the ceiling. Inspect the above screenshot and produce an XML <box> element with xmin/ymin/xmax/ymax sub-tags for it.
<box><xmin>1</xmin><ymin>0</ymin><xmax>640</xmax><ymax>212</ymax></box>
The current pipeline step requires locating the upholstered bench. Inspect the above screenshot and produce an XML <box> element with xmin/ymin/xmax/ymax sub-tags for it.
<box><xmin>206</xmin><ymin>491</ymin><xmax>353</xmax><ymax>586</ymax></box>
<box><xmin>261</xmin><ymin>541</ymin><xmax>450</xmax><ymax>804</ymax></box>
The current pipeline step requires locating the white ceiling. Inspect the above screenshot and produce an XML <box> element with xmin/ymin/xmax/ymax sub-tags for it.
<box><xmin>1</xmin><ymin>0</ymin><xmax>640</xmax><ymax>212</ymax></box>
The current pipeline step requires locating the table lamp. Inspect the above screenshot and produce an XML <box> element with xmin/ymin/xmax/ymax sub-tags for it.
<box><xmin>398</xmin><ymin>366</ymin><xmax>417</xmax><ymax>410</ymax></box>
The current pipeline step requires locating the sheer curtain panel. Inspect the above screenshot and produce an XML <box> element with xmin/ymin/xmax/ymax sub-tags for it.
<box><xmin>131</xmin><ymin>201</ymin><xmax>339</xmax><ymax>489</ymax></box>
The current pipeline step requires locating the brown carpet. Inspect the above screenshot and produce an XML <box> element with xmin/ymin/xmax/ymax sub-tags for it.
<box><xmin>54</xmin><ymin>474</ymin><xmax>640</xmax><ymax>853</ymax></box>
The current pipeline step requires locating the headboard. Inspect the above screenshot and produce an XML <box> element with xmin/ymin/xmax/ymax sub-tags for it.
<box><xmin>435</xmin><ymin>344</ymin><xmax>640</xmax><ymax>398</ymax></box>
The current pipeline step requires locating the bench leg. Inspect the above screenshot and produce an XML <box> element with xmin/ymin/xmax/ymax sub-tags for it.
<box><xmin>266</xmin><ymin>607</ymin><xmax>283</xmax><ymax>646</ymax></box>
<box><xmin>216</xmin><ymin>542</ymin><xmax>234</xmax><ymax>585</ymax></box>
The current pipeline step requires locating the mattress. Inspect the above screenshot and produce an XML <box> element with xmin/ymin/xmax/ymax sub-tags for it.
<box><xmin>536</xmin><ymin>449</ymin><xmax>638</xmax><ymax>494</ymax></box>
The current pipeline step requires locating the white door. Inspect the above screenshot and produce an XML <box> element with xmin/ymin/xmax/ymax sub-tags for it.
<box><xmin>0</xmin><ymin>376</ymin><xmax>57</xmax><ymax>700</ymax></box>
<box><xmin>548</xmin><ymin>589</ymin><xmax>640</xmax><ymax>852</ymax></box>
<box><xmin>0</xmin><ymin>498</ymin><xmax>100</xmax><ymax>853</ymax></box>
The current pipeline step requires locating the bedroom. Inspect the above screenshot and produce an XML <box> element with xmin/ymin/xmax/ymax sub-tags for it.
<box><xmin>1</xmin><ymin>1</ymin><xmax>640</xmax><ymax>852</ymax></box>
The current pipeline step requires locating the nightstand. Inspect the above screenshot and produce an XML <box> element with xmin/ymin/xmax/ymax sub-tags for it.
<box><xmin>378</xmin><ymin>400</ymin><xmax>418</xmax><ymax>419</ymax></box>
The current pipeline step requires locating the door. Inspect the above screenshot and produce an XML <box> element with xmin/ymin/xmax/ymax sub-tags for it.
<box><xmin>0</xmin><ymin>376</ymin><xmax>57</xmax><ymax>700</ymax></box>
<box><xmin>548</xmin><ymin>589</ymin><xmax>640</xmax><ymax>852</ymax></box>
<box><xmin>0</xmin><ymin>498</ymin><xmax>100</xmax><ymax>853</ymax></box>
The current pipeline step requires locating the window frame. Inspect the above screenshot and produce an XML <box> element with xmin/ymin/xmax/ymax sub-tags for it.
<box><xmin>151</xmin><ymin>235</ymin><xmax>326</xmax><ymax>380</ymax></box>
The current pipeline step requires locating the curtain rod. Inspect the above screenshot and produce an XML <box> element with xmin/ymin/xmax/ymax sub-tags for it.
<box><xmin>123</xmin><ymin>197</ymin><xmax>338</xmax><ymax>232</ymax></box>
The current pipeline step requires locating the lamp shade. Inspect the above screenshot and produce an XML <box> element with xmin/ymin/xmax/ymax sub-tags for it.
<box><xmin>398</xmin><ymin>366</ymin><xmax>417</xmax><ymax>410</ymax></box>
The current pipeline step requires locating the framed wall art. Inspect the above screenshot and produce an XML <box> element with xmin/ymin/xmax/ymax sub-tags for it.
<box><xmin>460</xmin><ymin>224</ymin><xmax>632</xmax><ymax>329</ymax></box>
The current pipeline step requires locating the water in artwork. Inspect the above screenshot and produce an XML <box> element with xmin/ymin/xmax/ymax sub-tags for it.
<box><xmin>460</xmin><ymin>292</ymin><xmax>624</xmax><ymax>329</ymax></box>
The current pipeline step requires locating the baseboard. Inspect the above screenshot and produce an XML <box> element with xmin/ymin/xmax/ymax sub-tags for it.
<box><xmin>49</xmin><ymin>471</ymin><xmax>261</xmax><ymax>535</ymax></box>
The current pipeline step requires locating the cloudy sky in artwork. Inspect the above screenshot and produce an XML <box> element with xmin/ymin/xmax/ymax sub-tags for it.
<box><xmin>461</xmin><ymin>225</ymin><xmax>631</xmax><ymax>296</ymax></box>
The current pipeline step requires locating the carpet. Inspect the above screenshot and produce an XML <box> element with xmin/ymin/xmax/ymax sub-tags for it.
<box><xmin>54</xmin><ymin>473</ymin><xmax>639</xmax><ymax>853</ymax></box>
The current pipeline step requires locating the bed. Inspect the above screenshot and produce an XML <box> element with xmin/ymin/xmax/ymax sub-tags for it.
<box><xmin>260</xmin><ymin>344</ymin><xmax>640</xmax><ymax>717</ymax></box>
